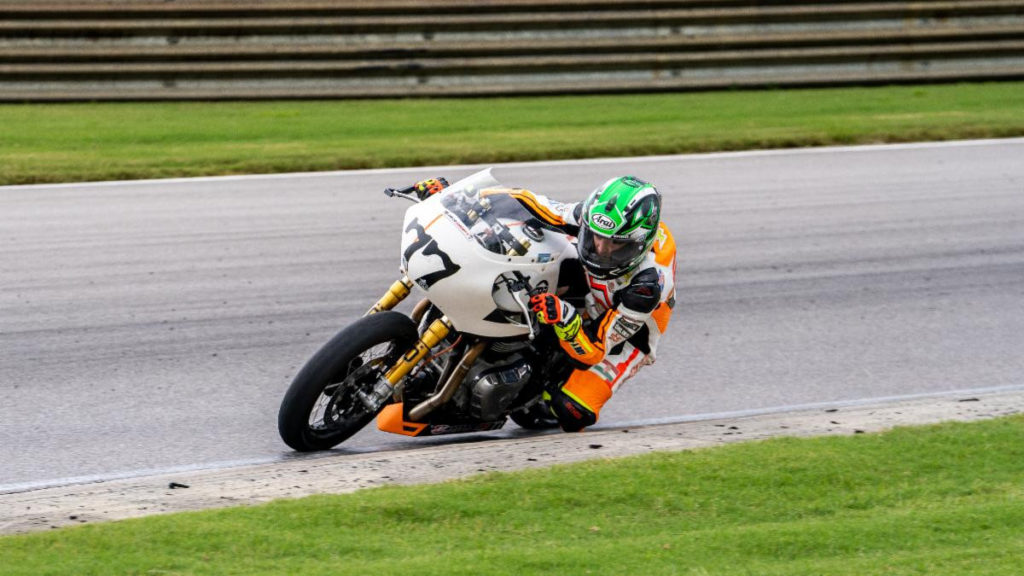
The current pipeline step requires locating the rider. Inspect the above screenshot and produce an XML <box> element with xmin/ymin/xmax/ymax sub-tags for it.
<box><xmin>412</xmin><ymin>176</ymin><xmax>677</xmax><ymax>432</ymax></box>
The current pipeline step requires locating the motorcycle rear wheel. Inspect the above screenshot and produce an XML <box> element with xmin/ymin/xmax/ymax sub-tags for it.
<box><xmin>278</xmin><ymin>311</ymin><xmax>418</xmax><ymax>451</ymax></box>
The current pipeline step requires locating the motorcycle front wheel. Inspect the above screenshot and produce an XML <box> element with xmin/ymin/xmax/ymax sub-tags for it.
<box><xmin>277</xmin><ymin>311</ymin><xmax>418</xmax><ymax>451</ymax></box>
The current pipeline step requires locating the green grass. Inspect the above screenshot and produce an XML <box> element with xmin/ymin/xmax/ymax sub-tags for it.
<box><xmin>2</xmin><ymin>416</ymin><xmax>1023</xmax><ymax>575</ymax></box>
<box><xmin>2</xmin><ymin>82</ymin><xmax>1024</xmax><ymax>185</ymax></box>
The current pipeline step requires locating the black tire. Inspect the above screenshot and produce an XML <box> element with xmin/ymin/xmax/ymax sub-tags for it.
<box><xmin>278</xmin><ymin>311</ymin><xmax>419</xmax><ymax>451</ymax></box>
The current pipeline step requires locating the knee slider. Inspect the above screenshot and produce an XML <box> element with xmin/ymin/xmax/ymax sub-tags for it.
<box><xmin>547</xmin><ymin>388</ymin><xmax>597</xmax><ymax>432</ymax></box>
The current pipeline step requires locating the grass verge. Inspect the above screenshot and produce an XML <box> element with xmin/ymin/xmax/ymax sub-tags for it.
<box><xmin>2</xmin><ymin>82</ymin><xmax>1024</xmax><ymax>186</ymax></box>
<box><xmin>1</xmin><ymin>415</ymin><xmax>1023</xmax><ymax>575</ymax></box>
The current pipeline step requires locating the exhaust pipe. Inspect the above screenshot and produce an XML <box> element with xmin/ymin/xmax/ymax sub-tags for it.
<box><xmin>408</xmin><ymin>341</ymin><xmax>487</xmax><ymax>422</ymax></box>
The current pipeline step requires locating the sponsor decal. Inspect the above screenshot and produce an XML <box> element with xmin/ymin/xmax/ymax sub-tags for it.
<box><xmin>616</xmin><ymin>317</ymin><xmax>643</xmax><ymax>334</ymax></box>
<box><xmin>548</xmin><ymin>199</ymin><xmax>569</xmax><ymax>214</ymax></box>
<box><xmin>567</xmin><ymin>334</ymin><xmax>592</xmax><ymax>357</ymax></box>
<box><xmin>591</xmin><ymin>213</ymin><xmax>616</xmax><ymax>231</ymax></box>
<box><xmin>429</xmin><ymin>421</ymin><xmax>504</xmax><ymax>435</ymax></box>
<box><xmin>444</xmin><ymin>212</ymin><xmax>471</xmax><ymax>238</ymax></box>
<box><xmin>609</xmin><ymin>316</ymin><xmax>643</xmax><ymax>345</ymax></box>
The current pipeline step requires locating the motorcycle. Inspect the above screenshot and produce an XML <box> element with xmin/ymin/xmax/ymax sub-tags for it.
<box><xmin>278</xmin><ymin>168</ymin><xmax>583</xmax><ymax>451</ymax></box>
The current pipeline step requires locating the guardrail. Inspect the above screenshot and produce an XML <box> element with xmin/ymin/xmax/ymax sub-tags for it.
<box><xmin>1</xmin><ymin>0</ymin><xmax>1022</xmax><ymax>101</ymax></box>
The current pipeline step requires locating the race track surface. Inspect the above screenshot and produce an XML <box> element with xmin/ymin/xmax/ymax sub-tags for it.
<box><xmin>2</xmin><ymin>139</ymin><xmax>1022</xmax><ymax>489</ymax></box>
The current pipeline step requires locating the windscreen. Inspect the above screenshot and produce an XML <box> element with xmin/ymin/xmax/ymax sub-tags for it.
<box><xmin>437</xmin><ymin>175</ymin><xmax>537</xmax><ymax>257</ymax></box>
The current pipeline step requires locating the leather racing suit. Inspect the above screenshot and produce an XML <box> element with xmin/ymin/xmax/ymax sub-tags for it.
<box><xmin>485</xmin><ymin>187</ymin><xmax>678</xmax><ymax>432</ymax></box>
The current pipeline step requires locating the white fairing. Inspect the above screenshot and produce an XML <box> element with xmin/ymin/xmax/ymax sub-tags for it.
<box><xmin>400</xmin><ymin>169</ymin><xmax>576</xmax><ymax>338</ymax></box>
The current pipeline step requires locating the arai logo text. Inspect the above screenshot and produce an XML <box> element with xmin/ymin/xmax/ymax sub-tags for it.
<box><xmin>591</xmin><ymin>213</ymin><xmax>616</xmax><ymax>230</ymax></box>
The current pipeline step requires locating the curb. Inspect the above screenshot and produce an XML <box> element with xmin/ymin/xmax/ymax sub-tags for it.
<box><xmin>2</xmin><ymin>388</ymin><xmax>1023</xmax><ymax>535</ymax></box>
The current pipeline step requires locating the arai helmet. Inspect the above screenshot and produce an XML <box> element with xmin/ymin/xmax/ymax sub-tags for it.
<box><xmin>577</xmin><ymin>176</ymin><xmax>662</xmax><ymax>279</ymax></box>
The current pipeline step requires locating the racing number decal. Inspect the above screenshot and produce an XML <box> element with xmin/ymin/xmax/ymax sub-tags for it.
<box><xmin>404</xmin><ymin>218</ymin><xmax>461</xmax><ymax>289</ymax></box>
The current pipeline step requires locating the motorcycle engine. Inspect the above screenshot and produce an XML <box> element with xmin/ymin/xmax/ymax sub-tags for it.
<box><xmin>457</xmin><ymin>355</ymin><xmax>533</xmax><ymax>421</ymax></box>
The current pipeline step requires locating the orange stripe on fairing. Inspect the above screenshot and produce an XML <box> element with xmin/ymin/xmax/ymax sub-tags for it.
<box><xmin>424</xmin><ymin>213</ymin><xmax>444</xmax><ymax>230</ymax></box>
<box><xmin>654</xmin><ymin>223</ymin><xmax>677</xmax><ymax>268</ymax></box>
<box><xmin>651</xmin><ymin>301</ymin><xmax>672</xmax><ymax>333</ymax></box>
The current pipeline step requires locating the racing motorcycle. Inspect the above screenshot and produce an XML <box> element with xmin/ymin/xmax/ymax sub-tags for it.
<box><xmin>278</xmin><ymin>169</ymin><xmax>583</xmax><ymax>451</ymax></box>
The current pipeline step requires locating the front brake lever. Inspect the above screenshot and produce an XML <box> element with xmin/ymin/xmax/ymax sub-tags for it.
<box><xmin>511</xmin><ymin>290</ymin><xmax>537</xmax><ymax>341</ymax></box>
<box><xmin>508</xmin><ymin>272</ymin><xmax>540</xmax><ymax>340</ymax></box>
<box><xmin>383</xmin><ymin>186</ymin><xmax>421</xmax><ymax>204</ymax></box>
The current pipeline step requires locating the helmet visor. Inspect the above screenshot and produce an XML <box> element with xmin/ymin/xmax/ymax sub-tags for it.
<box><xmin>578</xmin><ymin>225</ymin><xmax>645</xmax><ymax>277</ymax></box>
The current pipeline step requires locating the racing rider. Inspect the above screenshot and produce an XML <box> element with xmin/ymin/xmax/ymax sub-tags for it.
<box><xmin>412</xmin><ymin>176</ymin><xmax>677</xmax><ymax>432</ymax></box>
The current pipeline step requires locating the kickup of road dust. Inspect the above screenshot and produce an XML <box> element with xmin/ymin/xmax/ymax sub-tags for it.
<box><xmin>3</xmin><ymin>389</ymin><xmax>1023</xmax><ymax>534</ymax></box>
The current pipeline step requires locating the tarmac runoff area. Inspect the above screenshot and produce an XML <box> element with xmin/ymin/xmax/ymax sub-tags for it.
<box><xmin>3</xmin><ymin>387</ymin><xmax>1024</xmax><ymax>535</ymax></box>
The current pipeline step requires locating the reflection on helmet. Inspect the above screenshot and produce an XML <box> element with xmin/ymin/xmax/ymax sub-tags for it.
<box><xmin>577</xmin><ymin>176</ymin><xmax>661</xmax><ymax>279</ymax></box>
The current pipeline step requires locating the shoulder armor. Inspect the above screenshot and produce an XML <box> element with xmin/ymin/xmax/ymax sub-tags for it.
<box><xmin>618</xmin><ymin>267</ymin><xmax>661</xmax><ymax>314</ymax></box>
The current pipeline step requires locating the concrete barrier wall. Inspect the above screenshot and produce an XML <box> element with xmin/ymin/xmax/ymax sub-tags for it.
<box><xmin>1</xmin><ymin>0</ymin><xmax>1022</xmax><ymax>101</ymax></box>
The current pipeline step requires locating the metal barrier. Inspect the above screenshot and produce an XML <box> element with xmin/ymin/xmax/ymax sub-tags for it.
<box><xmin>1</xmin><ymin>0</ymin><xmax>1022</xmax><ymax>100</ymax></box>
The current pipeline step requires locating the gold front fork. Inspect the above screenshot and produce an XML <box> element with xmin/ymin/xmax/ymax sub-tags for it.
<box><xmin>385</xmin><ymin>316</ymin><xmax>452</xmax><ymax>386</ymax></box>
<box><xmin>363</xmin><ymin>277</ymin><xmax>451</xmax><ymax>405</ymax></box>
<box><xmin>366</xmin><ymin>276</ymin><xmax>414</xmax><ymax>316</ymax></box>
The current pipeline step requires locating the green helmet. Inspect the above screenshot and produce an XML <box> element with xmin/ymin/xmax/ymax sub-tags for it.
<box><xmin>577</xmin><ymin>176</ymin><xmax>662</xmax><ymax>279</ymax></box>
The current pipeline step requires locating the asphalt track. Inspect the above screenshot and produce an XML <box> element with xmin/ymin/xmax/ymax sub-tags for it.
<box><xmin>2</xmin><ymin>139</ymin><xmax>1023</xmax><ymax>490</ymax></box>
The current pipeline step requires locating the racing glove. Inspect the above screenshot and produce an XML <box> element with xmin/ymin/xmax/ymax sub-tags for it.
<box><xmin>530</xmin><ymin>293</ymin><xmax>581</xmax><ymax>341</ymax></box>
<box><xmin>531</xmin><ymin>293</ymin><xmax>604</xmax><ymax>365</ymax></box>
<box><xmin>413</xmin><ymin>177</ymin><xmax>449</xmax><ymax>200</ymax></box>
